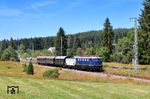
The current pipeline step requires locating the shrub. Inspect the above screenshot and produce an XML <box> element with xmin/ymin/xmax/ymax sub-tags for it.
<box><xmin>85</xmin><ymin>47</ymin><xmax>96</xmax><ymax>56</ymax></box>
<box><xmin>1</xmin><ymin>46</ymin><xmax>18</xmax><ymax>61</ymax></box>
<box><xmin>103</xmin><ymin>64</ymin><xmax>109</xmax><ymax>68</ymax></box>
<box><xmin>67</xmin><ymin>48</ymin><xmax>74</xmax><ymax>57</ymax></box>
<box><xmin>110</xmin><ymin>53</ymin><xmax>132</xmax><ymax>64</ymax></box>
<box><xmin>43</xmin><ymin>69</ymin><xmax>59</xmax><ymax>78</ymax></box>
<box><xmin>26</xmin><ymin>61</ymin><xmax>34</xmax><ymax>75</ymax></box>
<box><xmin>96</xmin><ymin>47</ymin><xmax>110</xmax><ymax>62</ymax></box>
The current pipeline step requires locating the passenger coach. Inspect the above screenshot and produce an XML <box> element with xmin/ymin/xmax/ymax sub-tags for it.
<box><xmin>37</xmin><ymin>56</ymin><xmax>55</xmax><ymax>65</ymax></box>
<box><xmin>37</xmin><ymin>56</ymin><xmax>103</xmax><ymax>72</ymax></box>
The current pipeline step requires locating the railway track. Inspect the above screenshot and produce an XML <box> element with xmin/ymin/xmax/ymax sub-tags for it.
<box><xmin>36</xmin><ymin>64</ymin><xmax>150</xmax><ymax>83</ymax></box>
<box><xmin>65</xmin><ymin>69</ymin><xmax>150</xmax><ymax>83</ymax></box>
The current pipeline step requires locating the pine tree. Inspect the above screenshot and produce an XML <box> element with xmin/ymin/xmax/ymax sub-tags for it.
<box><xmin>101</xmin><ymin>18</ymin><xmax>114</xmax><ymax>54</ymax></box>
<box><xmin>9</xmin><ymin>37</ymin><xmax>16</xmax><ymax>49</ymax></box>
<box><xmin>55</xmin><ymin>27</ymin><xmax>67</xmax><ymax>56</ymax></box>
<box><xmin>18</xmin><ymin>43</ymin><xmax>25</xmax><ymax>54</ymax></box>
<box><xmin>26</xmin><ymin>61</ymin><xmax>34</xmax><ymax>75</ymax></box>
<box><xmin>1</xmin><ymin>39</ymin><xmax>8</xmax><ymax>51</ymax></box>
<box><xmin>138</xmin><ymin>0</ymin><xmax>150</xmax><ymax>64</ymax></box>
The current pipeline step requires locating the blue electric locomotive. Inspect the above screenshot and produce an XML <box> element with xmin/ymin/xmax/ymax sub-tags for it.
<box><xmin>74</xmin><ymin>56</ymin><xmax>102</xmax><ymax>71</ymax></box>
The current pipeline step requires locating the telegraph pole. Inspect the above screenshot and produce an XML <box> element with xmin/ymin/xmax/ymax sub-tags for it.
<box><xmin>32</xmin><ymin>43</ymin><xmax>34</xmax><ymax>52</ymax></box>
<box><xmin>130</xmin><ymin>18</ymin><xmax>139</xmax><ymax>72</ymax></box>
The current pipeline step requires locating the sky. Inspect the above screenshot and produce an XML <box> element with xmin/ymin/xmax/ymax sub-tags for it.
<box><xmin>0</xmin><ymin>0</ymin><xmax>142</xmax><ymax>40</ymax></box>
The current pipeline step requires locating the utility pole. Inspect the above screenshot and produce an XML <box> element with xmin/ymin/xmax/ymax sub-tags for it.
<box><xmin>32</xmin><ymin>43</ymin><xmax>34</xmax><ymax>52</ymax></box>
<box><xmin>67</xmin><ymin>34</ymin><xmax>71</xmax><ymax>48</ymax></box>
<box><xmin>130</xmin><ymin>18</ymin><xmax>138</xmax><ymax>72</ymax></box>
<box><xmin>61</xmin><ymin>35</ymin><xmax>62</xmax><ymax>56</ymax></box>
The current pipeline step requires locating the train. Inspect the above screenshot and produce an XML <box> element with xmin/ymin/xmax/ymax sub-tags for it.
<box><xmin>37</xmin><ymin>56</ymin><xmax>103</xmax><ymax>72</ymax></box>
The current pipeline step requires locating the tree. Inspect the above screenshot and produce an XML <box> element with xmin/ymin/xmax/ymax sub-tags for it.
<box><xmin>101</xmin><ymin>18</ymin><xmax>114</xmax><ymax>54</ymax></box>
<box><xmin>73</xmin><ymin>34</ymin><xmax>81</xmax><ymax>49</ymax></box>
<box><xmin>96</xmin><ymin>47</ymin><xmax>110</xmax><ymax>62</ymax></box>
<box><xmin>9</xmin><ymin>37</ymin><xmax>16</xmax><ymax>49</ymax></box>
<box><xmin>26</xmin><ymin>61</ymin><xmax>34</xmax><ymax>75</ymax></box>
<box><xmin>18</xmin><ymin>43</ymin><xmax>25</xmax><ymax>54</ymax></box>
<box><xmin>110</xmin><ymin>30</ymin><xmax>134</xmax><ymax>63</ymax></box>
<box><xmin>85</xmin><ymin>47</ymin><xmax>96</xmax><ymax>56</ymax></box>
<box><xmin>1</xmin><ymin>46</ymin><xmax>18</xmax><ymax>61</ymax></box>
<box><xmin>22</xmin><ymin>53</ymin><xmax>29</xmax><ymax>58</ymax></box>
<box><xmin>1</xmin><ymin>39</ymin><xmax>8</xmax><ymax>51</ymax></box>
<box><xmin>55</xmin><ymin>27</ymin><xmax>67</xmax><ymax>56</ymax></box>
<box><xmin>138</xmin><ymin>0</ymin><xmax>150</xmax><ymax>64</ymax></box>
<box><xmin>67</xmin><ymin>48</ymin><xmax>74</xmax><ymax>57</ymax></box>
<box><xmin>0</xmin><ymin>49</ymin><xmax>3</xmax><ymax>58</ymax></box>
<box><xmin>76</xmin><ymin>48</ymin><xmax>82</xmax><ymax>56</ymax></box>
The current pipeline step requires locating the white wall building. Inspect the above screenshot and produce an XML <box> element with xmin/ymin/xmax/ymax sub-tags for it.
<box><xmin>48</xmin><ymin>47</ymin><xmax>56</xmax><ymax>53</ymax></box>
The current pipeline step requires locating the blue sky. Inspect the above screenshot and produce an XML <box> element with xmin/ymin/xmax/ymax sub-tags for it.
<box><xmin>0</xmin><ymin>0</ymin><xmax>142</xmax><ymax>40</ymax></box>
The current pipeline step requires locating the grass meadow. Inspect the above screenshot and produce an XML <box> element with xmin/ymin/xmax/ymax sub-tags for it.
<box><xmin>0</xmin><ymin>76</ymin><xmax>150</xmax><ymax>99</ymax></box>
<box><xmin>103</xmin><ymin>62</ymin><xmax>150</xmax><ymax>78</ymax></box>
<box><xmin>0</xmin><ymin>61</ymin><xmax>150</xmax><ymax>99</ymax></box>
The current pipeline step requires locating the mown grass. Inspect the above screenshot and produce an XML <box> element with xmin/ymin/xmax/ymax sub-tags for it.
<box><xmin>0</xmin><ymin>76</ymin><xmax>150</xmax><ymax>99</ymax></box>
<box><xmin>104</xmin><ymin>62</ymin><xmax>150</xmax><ymax>78</ymax></box>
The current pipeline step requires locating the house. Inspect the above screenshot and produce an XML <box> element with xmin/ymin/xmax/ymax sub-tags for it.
<box><xmin>48</xmin><ymin>47</ymin><xmax>56</xmax><ymax>53</ymax></box>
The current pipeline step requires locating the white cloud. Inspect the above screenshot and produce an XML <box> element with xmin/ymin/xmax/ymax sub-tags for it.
<box><xmin>0</xmin><ymin>8</ymin><xmax>22</xmax><ymax>17</ymax></box>
<box><xmin>31</xmin><ymin>0</ymin><xmax>58</xmax><ymax>10</ymax></box>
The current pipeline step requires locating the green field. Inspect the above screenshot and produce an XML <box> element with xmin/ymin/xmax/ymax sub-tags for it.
<box><xmin>0</xmin><ymin>61</ymin><xmax>150</xmax><ymax>99</ymax></box>
<box><xmin>0</xmin><ymin>76</ymin><xmax>150</xmax><ymax>99</ymax></box>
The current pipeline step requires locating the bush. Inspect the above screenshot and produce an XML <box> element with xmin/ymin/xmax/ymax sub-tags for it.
<box><xmin>1</xmin><ymin>46</ymin><xmax>18</xmax><ymax>61</ymax></box>
<box><xmin>110</xmin><ymin>53</ymin><xmax>132</xmax><ymax>64</ymax></box>
<box><xmin>43</xmin><ymin>69</ymin><xmax>59</xmax><ymax>78</ymax></box>
<box><xmin>85</xmin><ymin>47</ymin><xmax>96</xmax><ymax>56</ymax></box>
<box><xmin>96</xmin><ymin>47</ymin><xmax>110</xmax><ymax>62</ymax></box>
<box><xmin>22</xmin><ymin>64</ymin><xmax>27</xmax><ymax>72</ymax></box>
<box><xmin>67</xmin><ymin>48</ymin><xmax>74</xmax><ymax>57</ymax></box>
<box><xmin>26</xmin><ymin>61</ymin><xmax>34</xmax><ymax>75</ymax></box>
